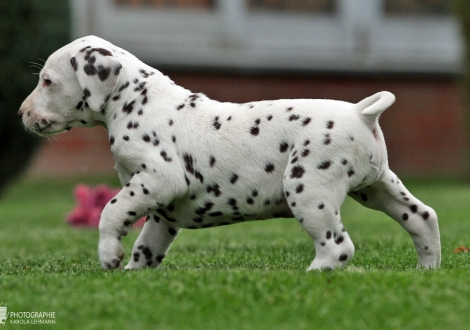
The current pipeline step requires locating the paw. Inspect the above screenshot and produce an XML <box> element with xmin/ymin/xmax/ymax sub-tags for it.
<box><xmin>124</xmin><ymin>263</ymin><xmax>137</xmax><ymax>270</ymax></box>
<box><xmin>124</xmin><ymin>257</ymin><xmax>145</xmax><ymax>270</ymax></box>
<box><xmin>123</xmin><ymin>261</ymin><xmax>149</xmax><ymax>270</ymax></box>
<box><xmin>307</xmin><ymin>265</ymin><xmax>333</xmax><ymax>271</ymax></box>
<box><xmin>98</xmin><ymin>236</ymin><xmax>125</xmax><ymax>270</ymax></box>
<box><xmin>307</xmin><ymin>259</ymin><xmax>336</xmax><ymax>271</ymax></box>
<box><xmin>417</xmin><ymin>244</ymin><xmax>441</xmax><ymax>269</ymax></box>
<box><xmin>417</xmin><ymin>256</ymin><xmax>441</xmax><ymax>269</ymax></box>
<box><xmin>417</xmin><ymin>262</ymin><xmax>439</xmax><ymax>270</ymax></box>
<box><xmin>307</xmin><ymin>252</ymin><xmax>351</xmax><ymax>271</ymax></box>
<box><xmin>124</xmin><ymin>246</ymin><xmax>164</xmax><ymax>270</ymax></box>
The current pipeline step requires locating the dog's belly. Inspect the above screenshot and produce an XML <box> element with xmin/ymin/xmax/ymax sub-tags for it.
<box><xmin>155</xmin><ymin>196</ymin><xmax>294</xmax><ymax>229</ymax></box>
<box><xmin>152</xmin><ymin>165</ymin><xmax>295</xmax><ymax>228</ymax></box>
<box><xmin>152</xmin><ymin>146</ymin><xmax>293</xmax><ymax>229</ymax></box>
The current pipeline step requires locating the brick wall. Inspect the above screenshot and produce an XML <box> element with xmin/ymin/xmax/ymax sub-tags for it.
<box><xmin>26</xmin><ymin>73</ymin><xmax>468</xmax><ymax>177</ymax></box>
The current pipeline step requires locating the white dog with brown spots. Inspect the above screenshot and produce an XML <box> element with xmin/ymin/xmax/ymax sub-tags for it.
<box><xmin>19</xmin><ymin>36</ymin><xmax>441</xmax><ymax>270</ymax></box>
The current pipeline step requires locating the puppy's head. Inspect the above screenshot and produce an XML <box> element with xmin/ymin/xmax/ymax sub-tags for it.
<box><xmin>19</xmin><ymin>36</ymin><xmax>122</xmax><ymax>136</ymax></box>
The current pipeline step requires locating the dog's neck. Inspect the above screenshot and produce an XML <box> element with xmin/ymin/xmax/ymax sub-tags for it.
<box><xmin>101</xmin><ymin>66</ymin><xmax>189</xmax><ymax>131</ymax></box>
<box><xmin>99</xmin><ymin>66</ymin><xmax>196</xmax><ymax>171</ymax></box>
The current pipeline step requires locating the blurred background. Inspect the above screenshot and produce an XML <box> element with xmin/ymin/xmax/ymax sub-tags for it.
<box><xmin>2</xmin><ymin>0</ymin><xmax>470</xmax><ymax>194</ymax></box>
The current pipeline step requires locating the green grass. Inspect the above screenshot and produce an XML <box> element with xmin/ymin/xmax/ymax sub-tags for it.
<box><xmin>1</xmin><ymin>176</ymin><xmax>470</xmax><ymax>329</ymax></box>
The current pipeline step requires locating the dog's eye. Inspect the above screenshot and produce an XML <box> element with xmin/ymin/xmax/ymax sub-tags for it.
<box><xmin>43</xmin><ymin>78</ymin><xmax>52</xmax><ymax>87</ymax></box>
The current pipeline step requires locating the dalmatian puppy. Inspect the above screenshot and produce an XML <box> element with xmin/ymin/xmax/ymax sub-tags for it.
<box><xmin>19</xmin><ymin>36</ymin><xmax>441</xmax><ymax>271</ymax></box>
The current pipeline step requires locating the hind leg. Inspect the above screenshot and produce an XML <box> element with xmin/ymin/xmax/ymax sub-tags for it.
<box><xmin>285</xmin><ymin>177</ymin><xmax>354</xmax><ymax>270</ymax></box>
<box><xmin>349</xmin><ymin>168</ymin><xmax>440</xmax><ymax>269</ymax></box>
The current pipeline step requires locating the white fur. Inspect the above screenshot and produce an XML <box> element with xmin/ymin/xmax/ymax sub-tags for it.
<box><xmin>20</xmin><ymin>36</ymin><xmax>441</xmax><ymax>270</ymax></box>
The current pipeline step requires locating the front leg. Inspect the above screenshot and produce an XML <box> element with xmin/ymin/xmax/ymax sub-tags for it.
<box><xmin>98</xmin><ymin>183</ymin><xmax>150</xmax><ymax>270</ymax></box>
<box><xmin>125</xmin><ymin>215</ymin><xmax>180</xmax><ymax>269</ymax></box>
<box><xmin>98</xmin><ymin>170</ymin><xmax>185</xmax><ymax>270</ymax></box>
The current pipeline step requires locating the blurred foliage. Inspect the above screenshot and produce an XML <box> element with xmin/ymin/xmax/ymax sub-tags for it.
<box><xmin>0</xmin><ymin>0</ymin><xmax>70</xmax><ymax>196</ymax></box>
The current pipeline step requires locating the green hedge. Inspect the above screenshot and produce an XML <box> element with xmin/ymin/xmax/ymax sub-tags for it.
<box><xmin>0</xmin><ymin>0</ymin><xmax>70</xmax><ymax>195</ymax></box>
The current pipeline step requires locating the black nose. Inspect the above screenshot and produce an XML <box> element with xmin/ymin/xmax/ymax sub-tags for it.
<box><xmin>18</xmin><ymin>108</ymin><xmax>24</xmax><ymax>118</ymax></box>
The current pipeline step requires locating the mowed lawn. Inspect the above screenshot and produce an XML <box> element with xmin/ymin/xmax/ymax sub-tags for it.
<box><xmin>0</xmin><ymin>176</ymin><xmax>469</xmax><ymax>329</ymax></box>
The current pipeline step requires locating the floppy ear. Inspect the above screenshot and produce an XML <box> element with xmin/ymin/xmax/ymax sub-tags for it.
<box><xmin>70</xmin><ymin>46</ymin><xmax>122</xmax><ymax>112</ymax></box>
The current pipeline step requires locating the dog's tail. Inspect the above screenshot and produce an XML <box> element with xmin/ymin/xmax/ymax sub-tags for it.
<box><xmin>355</xmin><ymin>91</ymin><xmax>395</xmax><ymax>125</ymax></box>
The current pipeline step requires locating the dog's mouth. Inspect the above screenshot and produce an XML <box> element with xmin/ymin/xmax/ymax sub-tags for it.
<box><xmin>31</xmin><ymin>127</ymin><xmax>71</xmax><ymax>137</ymax></box>
<box><xmin>25</xmin><ymin>120</ymin><xmax>72</xmax><ymax>137</ymax></box>
<box><xmin>26</xmin><ymin>118</ymin><xmax>106</xmax><ymax>136</ymax></box>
